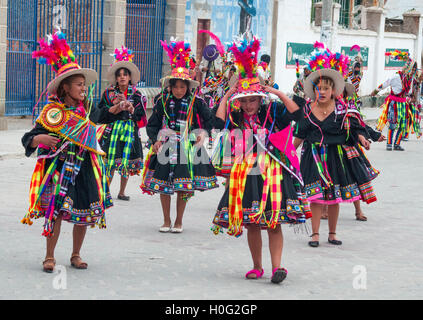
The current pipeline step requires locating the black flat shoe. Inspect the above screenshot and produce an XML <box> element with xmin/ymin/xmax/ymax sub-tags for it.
<box><xmin>117</xmin><ymin>194</ymin><xmax>130</xmax><ymax>201</ymax></box>
<box><xmin>328</xmin><ymin>232</ymin><xmax>342</xmax><ymax>245</ymax></box>
<box><xmin>394</xmin><ymin>145</ymin><xmax>405</xmax><ymax>151</ymax></box>
<box><xmin>271</xmin><ymin>268</ymin><xmax>288</xmax><ymax>284</ymax></box>
<box><xmin>308</xmin><ymin>233</ymin><xmax>319</xmax><ymax>247</ymax></box>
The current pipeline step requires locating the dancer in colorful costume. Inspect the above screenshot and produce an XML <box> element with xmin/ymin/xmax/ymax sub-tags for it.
<box><xmin>211</xmin><ymin>37</ymin><xmax>310</xmax><ymax>284</ymax></box>
<box><xmin>21</xmin><ymin>30</ymin><xmax>114</xmax><ymax>272</ymax></box>
<box><xmin>96</xmin><ymin>46</ymin><xmax>147</xmax><ymax>201</ymax></box>
<box><xmin>346</xmin><ymin>46</ymin><xmax>364</xmax><ymax>101</ymax></box>
<box><xmin>199</xmin><ymin>31</ymin><xmax>234</xmax><ymax>111</ymax></box>
<box><xmin>198</xmin><ymin>32</ymin><xmax>223</xmax><ymax>84</ymax></box>
<box><xmin>140</xmin><ymin>39</ymin><xmax>218</xmax><ymax>233</ymax></box>
<box><xmin>335</xmin><ymin>46</ymin><xmax>384</xmax><ymax>221</ymax></box>
<box><xmin>257</xmin><ymin>54</ymin><xmax>272</xmax><ymax>85</ymax></box>
<box><xmin>293</xmin><ymin>42</ymin><xmax>378</xmax><ymax>248</ymax></box>
<box><xmin>293</xmin><ymin>59</ymin><xmax>312</xmax><ymax>99</ymax></box>
<box><xmin>197</xmin><ymin>31</ymin><xmax>236</xmax><ymax>148</ymax></box>
<box><xmin>343</xmin><ymin>78</ymin><xmax>384</xmax><ymax>222</ymax></box>
<box><xmin>372</xmin><ymin>50</ymin><xmax>421</xmax><ymax>150</ymax></box>
<box><xmin>403</xmin><ymin>69</ymin><xmax>423</xmax><ymax>141</ymax></box>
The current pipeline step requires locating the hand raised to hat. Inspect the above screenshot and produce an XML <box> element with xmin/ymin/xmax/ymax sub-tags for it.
<box><xmin>262</xmin><ymin>85</ymin><xmax>278</xmax><ymax>95</ymax></box>
<box><xmin>262</xmin><ymin>85</ymin><xmax>302</xmax><ymax>114</ymax></box>
<box><xmin>227</xmin><ymin>81</ymin><xmax>238</xmax><ymax>96</ymax></box>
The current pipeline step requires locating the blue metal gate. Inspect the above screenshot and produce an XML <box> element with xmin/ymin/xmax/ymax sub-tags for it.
<box><xmin>5</xmin><ymin>0</ymin><xmax>104</xmax><ymax>116</ymax></box>
<box><xmin>5</xmin><ymin>0</ymin><xmax>38</xmax><ymax>116</ymax></box>
<box><xmin>126</xmin><ymin>0</ymin><xmax>166</xmax><ymax>88</ymax></box>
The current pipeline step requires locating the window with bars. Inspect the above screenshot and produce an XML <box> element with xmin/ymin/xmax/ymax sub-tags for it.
<box><xmin>125</xmin><ymin>0</ymin><xmax>166</xmax><ymax>88</ymax></box>
<box><xmin>311</xmin><ymin>0</ymin><xmax>363</xmax><ymax>29</ymax></box>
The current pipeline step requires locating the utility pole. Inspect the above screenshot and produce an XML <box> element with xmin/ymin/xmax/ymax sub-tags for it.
<box><xmin>321</xmin><ymin>0</ymin><xmax>333</xmax><ymax>50</ymax></box>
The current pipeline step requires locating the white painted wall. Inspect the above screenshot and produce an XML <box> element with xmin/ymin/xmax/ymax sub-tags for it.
<box><xmin>273</xmin><ymin>0</ymin><xmax>420</xmax><ymax>96</ymax></box>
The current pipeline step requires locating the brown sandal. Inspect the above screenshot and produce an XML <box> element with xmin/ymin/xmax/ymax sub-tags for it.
<box><xmin>70</xmin><ymin>254</ymin><xmax>88</xmax><ymax>269</ymax></box>
<box><xmin>43</xmin><ymin>258</ymin><xmax>56</xmax><ymax>273</ymax></box>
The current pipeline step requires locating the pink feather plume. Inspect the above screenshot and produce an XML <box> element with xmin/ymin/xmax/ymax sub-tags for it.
<box><xmin>198</xmin><ymin>30</ymin><xmax>225</xmax><ymax>57</ymax></box>
<box><xmin>350</xmin><ymin>45</ymin><xmax>361</xmax><ymax>52</ymax></box>
<box><xmin>314</xmin><ymin>41</ymin><xmax>325</xmax><ymax>50</ymax></box>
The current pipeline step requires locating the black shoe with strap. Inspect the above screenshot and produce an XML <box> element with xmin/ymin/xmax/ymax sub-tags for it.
<box><xmin>308</xmin><ymin>233</ymin><xmax>319</xmax><ymax>247</ymax></box>
<box><xmin>328</xmin><ymin>232</ymin><xmax>342</xmax><ymax>245</ymax></box>
<box><xmin>118</xmin><ymin>194</ymin><xmax>130</xmax><ymax>201</ymax></box>
<box><xmin>394</xmin><ymin>144</ymin><xmax>405</xmax><ymax>151</ymax></box>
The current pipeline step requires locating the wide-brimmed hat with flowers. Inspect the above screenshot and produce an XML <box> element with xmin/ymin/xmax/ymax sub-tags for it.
<box><xmin>107</xmin><ymin>46</ymin><xmax>141</xmax><ymax>86</ymax></box>
<box><xmin>32</xmin><ymin>29</ymin><xmax>97</xmax><ymax>95</ymax></box>
<box><xmin>227</xmin><ymin>36</ymin><xmax>267</xmax><ymax>106</ymax></box>
<box><xmin>160</xmin><ymin>39</ymin><xmax>199</xmax><ymax>89</ymax></box>
<box><xmin>303</xmin><ymin>42</ymin><xmax>350</xmax><ymax>101</ymax></box>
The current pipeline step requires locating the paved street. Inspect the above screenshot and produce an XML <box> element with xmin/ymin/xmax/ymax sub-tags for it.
<box><xmin>0</xmin><ymin>110</ymin><xmax>422</xmax><ymax>300</ymax></box>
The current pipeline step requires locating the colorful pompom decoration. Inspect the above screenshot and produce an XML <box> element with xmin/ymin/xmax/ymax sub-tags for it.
<box><xmin>305</xmin><ymin>42</ymin><xmax>350</xmax><ymax>79</ymax></box>
<box><xmin>32</xmin><ymin>30</ymin><xmax>77</xmax><ymax>72</ymax></box>
<box><xmin>112</xmin><ymin>46</ymin><xmax>134</xmax><ymax>64</ymax></box>
<box><xmin>160</xmin><ymin>39</ymin><xmax>194</xmax><ymax>70</ymax></box>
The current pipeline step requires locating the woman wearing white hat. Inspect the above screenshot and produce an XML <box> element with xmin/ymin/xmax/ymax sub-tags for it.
<box><xmin>96</xmin><ymin>47</ymin><xmax>147</xmax><ymax>201</ymax></box>
<box><xmin>293</xmin><ymin>44</ymin><xmax>378</xmax><ymax>248</ymax></box>
<box><xmin>22</xmin><ymin>30</ymin><xmax>113</xmax><ymax>272</ymax></box>
<box><xmin>140</xmin><ymin>39</ymin><xmax>218</xmax><ymax>233</ymax></box>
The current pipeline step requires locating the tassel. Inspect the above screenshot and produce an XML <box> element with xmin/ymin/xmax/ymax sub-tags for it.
<box><xmin>139</xmin><ymin>147</ymin><xmax>155</xmax><ymax>195</ymax></box>
<box><xmin>210</xmin><ymin>225</ymin><xmax>223</xmax><ymax>235</ymax></box>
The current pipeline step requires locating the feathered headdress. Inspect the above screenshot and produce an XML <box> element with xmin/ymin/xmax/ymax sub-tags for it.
<box><xmin>306</xmin><ymin>42</ymin><xmax>350</xmax><ymax>78</ymax></box>
<box><xmin>107</xmin><ymin>46</ymin><xmax>140</xmax><ymax>85</ymax></box>
<box><xmin>112</xmin><ymin>46</ymin><xmax>134</xmax><ymax>63</ymax></box>
<box><xmin>198</xmin><ymin>30</ymin><xmax>226</xmax><ymax>57</ymax></box>
<box><xmin>229</xmin><ymin>37</ymin><xmax>261</xmax><ymax>80</ymax></box>
<box><xmin>224</xmin><ymin>36</ymin><xmax>267</xmax><ymax>108</ymax></box>
<box><xmin>32</xmin><ymin>30</ymin><xmax>77</xmax><ymax>72</ymax></box>
<box><xmin>32</xmin><ymin>29</ymin><xmax>97</xmax><ymax>94</ymax></box>
<box><xmin>160</xmin><ymin>40</ymin><xmax>196</xmax><ymax>70</ymax></box>
<box><xmin>159</xmin><ymin>39</ymin><xmax>199</xmax><ymax>89</ymax></box>
<box><xmin>385</xmin><ymin>49</ymin><xmax>415</xmax><ymax>76</ymax></box>
<box><xmin>303</xmin><ymin>41</ymin><xmax>350</xmax><ymax>100</ymax></box>
<box><xmin>350</xmin><ymin>45</ymin><xmax>361</xmax><ymax>53</ymax></box>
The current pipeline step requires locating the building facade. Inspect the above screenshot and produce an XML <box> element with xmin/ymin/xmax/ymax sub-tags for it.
<box><xmin>273</xmin><ymin>0</ymin><xmax>422</xmax><ymax>96</ymax></box>
<box><xmin>0</xmin><ymin>0</ymin><xmax>169</xmax><ymax>118</ymax></box>
<box><xmin>1</xmin><ymin>0</ymin><xmax>422</xmax><ymax>121</ymax></box>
